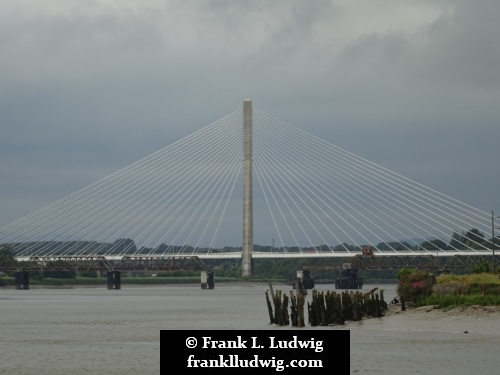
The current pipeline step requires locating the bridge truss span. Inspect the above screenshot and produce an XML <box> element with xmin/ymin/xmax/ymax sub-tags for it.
<box><xmin>5</xmin><ymin>255</ymin><xmax>208</xmax><ymax>272</ymax></box>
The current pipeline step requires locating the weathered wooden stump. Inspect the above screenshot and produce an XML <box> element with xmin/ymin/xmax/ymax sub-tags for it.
<box><xmin>342</xmin><ymin>291</ymin><xmax>353</xmax><ymax>321</ymax></box>
<box><xmin>334</xmin><ymin>293</ymin><xmax>345</xmax><ymax>325</ymax></box>
<box><xmin>281</xmin><ymin>294</ymin><xmax>290</xmax><ymax>325</ymax></box>
<box><xmin>379</xmin><ymin>289</ymin><xmax>388</xmax><ymax>310</ymax></box>
<box><xmin>289</xmin><ymin>291</ymin><xmax>298</xmax><ymax>326</ymax></box>
<box><xmin>374</xmin><ymin>293</ymin><xmax>383</xmax><ymax>317</ymax></box>
<box><xmin>297</xmin><ymin>289</ymin><xmax>306</xmax><ymax>327</ymax></box>
<box><xmin>265</xmin><ymin>289</ymin><xmax>275</xmax><ymax>324</ymax></box>
<box><xmin>351</xmin><ymin>292</ymin><xmax>362</xmax><ymax>321</ymax></box>
<box><xmin>324</xmin><ymin>291</ymin><xmax>336</xmax><ymax>325</ymax></box>
<box><xmin>274</xmin><ymin>289</ymin><xmax>283</xmax><ymax>325</ymax></box>
<box><xmin>308</xmin><ymin>290</ymin><xmax>319</xmax><ymax>326</ymax></box>
<box><xmin>263</xmin><ymin>284</ymin><xmax>394</xmax><ymax>328</ymax></box>
<box><xmin>318</xmin><ymin>291</ymin><xmax>327</xmax><ymax>326</ymax></box>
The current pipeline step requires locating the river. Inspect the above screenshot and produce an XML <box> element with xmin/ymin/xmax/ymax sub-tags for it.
<box><xmin>1</xmin><ymin>282</ymin><xmax>499</xmax><ymax>374</ymax></box>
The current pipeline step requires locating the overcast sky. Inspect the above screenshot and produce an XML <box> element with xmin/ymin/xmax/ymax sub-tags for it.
<box><xmin>1</xmin><ymin>0</ymin><xmax>499</xmax><ymax>232</ymax></box>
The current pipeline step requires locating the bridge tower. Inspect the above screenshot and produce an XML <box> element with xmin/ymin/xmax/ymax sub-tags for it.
<box><xmin>242</xmin><ymin>99</ymin><xmax>253</xmax><ymax>276</ymax></box>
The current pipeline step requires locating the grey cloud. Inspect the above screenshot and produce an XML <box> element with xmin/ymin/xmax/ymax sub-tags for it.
<box><xmin>0</xmin><ymin>0</ymin><xmax>499</xmax><ymax>230</ymax></box>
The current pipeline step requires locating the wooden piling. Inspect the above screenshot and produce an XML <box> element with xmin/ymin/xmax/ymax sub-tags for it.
<box><xmin>289</xmin><ymin>291</ymin><xmax>298</xmax><ymax>326</ymax></box>
<box><xmin>324</xmin><ymin>291</ymin><xmax>336</xmax><ymax>325</ymax></box>
<box><xmin>334</xmin><ymin>292</ymin><xmax>345</xmax><ymax>325</ymax></box>
<box><xmin>374</xmin><ymin>293</ymin><xmax>383</xmax><ymax>317</ymax></box>
<box><xmin>308</xmin><ymin>290</ymin><xmax>319</xmax><ymax>326</ymax></box>
<box><xmin>379</xmin><ymin>289</ymin><xmax>388</xmax><ymax>310</ymax></box>
<box><xmin>318</xmin><ymin>291</ymin><xmax>327</xmax><ymax>326</ymax></box>
<box><xmin>342</xmin><ymin>291</ymin><xmax>353</xmax><ymax>321</ymax></box>
<box><xmin>263</xmin><ymin>284</ymin><xmax>392</xmax><ymax>327</ymax></box>
<box><xmin>297</xmin><ymin>289</ymin><xmax>306</xmax><ymax>327</ymax></box>
<box><xmin>265</xmin><ymin>289</ymin><xmax>275</xmax><ymax>324</ymax></box>
<box><xmin>274</xmin><ymin>289</ymin><xmax>283</xmax><ymax>325</ymax></box>
<box><xmin>281</xmin><ymin>293</ymin><xmax>290</xmax><ymax>325</ymax></box>
<box><xmin>351</xmin><ymin>292</ymin><xmax>362</xmax><ymax>321</ymax></box>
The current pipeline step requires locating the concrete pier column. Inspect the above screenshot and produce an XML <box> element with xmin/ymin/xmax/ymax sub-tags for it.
<box><xmin>14</xmin><ymin>271</ymin><xmax>29</xmax><ymax>290</ymax></box>
<box><xmin>201</xmin><ymin>271</ymin><xmax>215</xmax><ymax>289</ymax></box>
<box><xmin>22</xmin><ymin>271</ymin><xmax>30</xmax><ymax>290</ymax></box>
<box><xmin>15</xmin><ymin>271</ymin><xmax>22</xmax><ymax>290</ymax></box>
<box><xmin>242</xmin><ymin>98</ymin><xmax>253</xmax><ymax>276</ymax></box>
<box><xmin>107</xmin><ymin>271</ymin><xmax>121</xmax><ymax>289</ymax></box>
<box><xmin>107</xmin><ymin>272</ymin><xmax>114</xmax><ymax>289</ymax></box>
<box><xmin>113</xmin><ymin>271</ymin><xmax>121</xmax><ymax>290</ymax></box>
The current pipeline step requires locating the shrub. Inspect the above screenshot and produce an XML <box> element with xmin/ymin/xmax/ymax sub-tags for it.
<box><xmin>470</xmin><ymin>260</ymin><xmax>490</xmax><ymax>274</ymax></box>
<box><xmin>79</xmin><ymin>271</ymin><xmax>98</xmax><ymax>278</ymax></box>
<box><xmin>397</xmin><ymin>268</ymin><xmax>435</xmax><ymax>304</ymax></box>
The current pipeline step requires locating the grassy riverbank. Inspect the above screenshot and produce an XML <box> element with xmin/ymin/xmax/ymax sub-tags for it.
<box><xmin>410</xmin><ymin>273</ymin><xmax>500</xmax><ymax>310</ymax></box>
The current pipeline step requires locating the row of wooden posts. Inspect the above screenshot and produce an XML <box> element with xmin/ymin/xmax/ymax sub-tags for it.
<box><xmin>265</xmin><ymin>282</ymin><xmax>388</xmax><ymax>327</ymax></box>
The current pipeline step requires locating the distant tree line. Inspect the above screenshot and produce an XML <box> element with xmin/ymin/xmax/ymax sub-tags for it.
<box><xmin>1</xmin><ymin>227</ymin><xmax>495</xmax><ymax>258</ymax></box>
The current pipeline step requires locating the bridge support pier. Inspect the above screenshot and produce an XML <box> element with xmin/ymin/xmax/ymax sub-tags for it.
<box><xmin>242</xmin><ymin>98</ymin><xmax>254</xmax><ymax>276</ymax></box>
<box><xmin>14</xmin><ymin>271</ymin><xmax>30</xmax><ymax>290</ymax></box>
<box><xmin>201</xmin><ymin>271</ymin><xmax>215</xmax><ymax>289</ymax></box>
<box><xmin>106</xmin><ymin>271</ymin><xmax>121</xmax><ymax>290</ymax></box>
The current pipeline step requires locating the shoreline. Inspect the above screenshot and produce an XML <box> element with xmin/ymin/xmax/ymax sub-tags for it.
<box><xmin>385</xmin><ymin>302</ymin><xmax>500</xmax><ymax>317</ymax></box>
<box><xmin>346</xmin><ymin>302</ymin><xmax>500</xmax><ymax>336</ymax></box>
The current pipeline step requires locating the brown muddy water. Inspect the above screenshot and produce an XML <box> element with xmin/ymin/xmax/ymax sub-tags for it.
<box><xmin>1</xmin><ymin>283</ymin><xmax>499</xmax><ymax>374</ymax></box>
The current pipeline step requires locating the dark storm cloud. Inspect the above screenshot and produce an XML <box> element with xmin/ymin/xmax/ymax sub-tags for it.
<box><xmin>0</xmin><ymin>0</ymin><xmax>499</xmax><ymax>229</ymax></box>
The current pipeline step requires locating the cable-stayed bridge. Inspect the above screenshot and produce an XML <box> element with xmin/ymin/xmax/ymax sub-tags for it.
<box><xmin>0</xmin><ymin>99</ymin><xmax>497</xmax><ymax>277</ymax></box>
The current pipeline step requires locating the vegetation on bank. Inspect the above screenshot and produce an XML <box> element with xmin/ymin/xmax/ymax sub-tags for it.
<box><xmin>397</xmin><ymin>266</ymin><xmax>500</xmax><ymax>310</ymax></box>
<box><xmin>0</xmin><ymin>257</ymin><xmax>398</xmax><ymax>287</ymax></box>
